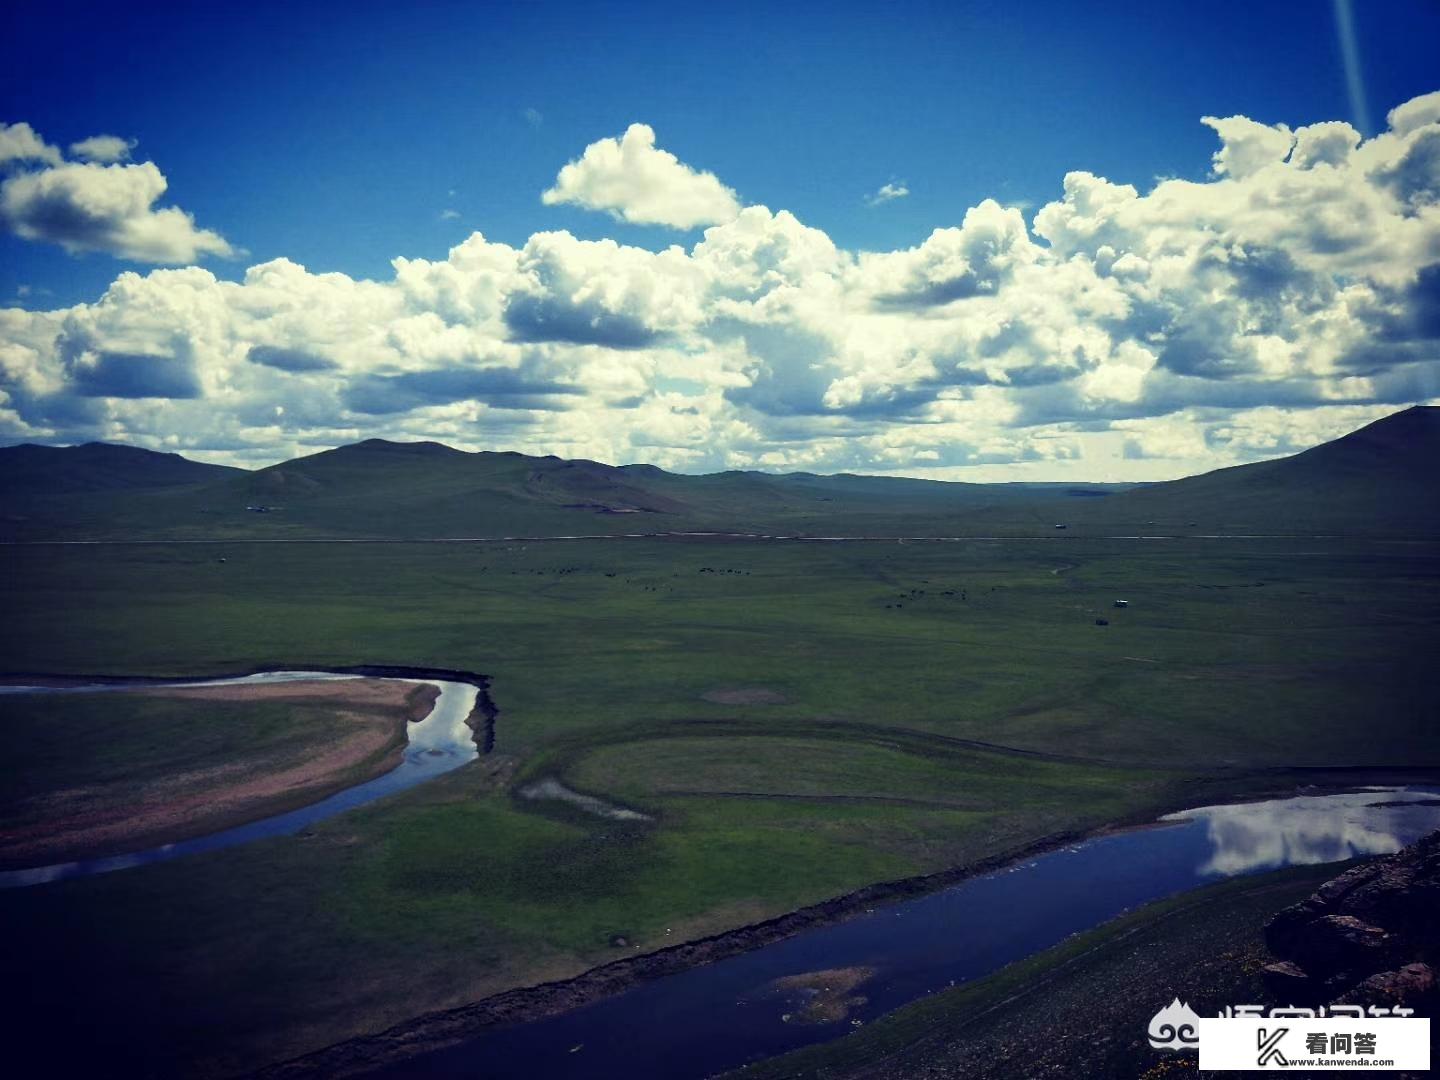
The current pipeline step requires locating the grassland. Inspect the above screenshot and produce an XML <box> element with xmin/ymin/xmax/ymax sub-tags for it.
<box><xmin>0</xmin><ymin>533</ymin><xmax>1436</xmax><ymax>1076</ymax></box>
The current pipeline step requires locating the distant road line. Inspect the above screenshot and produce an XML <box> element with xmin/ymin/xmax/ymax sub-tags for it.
<box><xmin>1</xmin><ymin>531</ymin><xmax>1400</xmax><ymax>546</ymax></box>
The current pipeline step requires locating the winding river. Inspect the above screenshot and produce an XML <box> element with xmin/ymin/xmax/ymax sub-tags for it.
<box><xmin>371</xmin><ymin>786</ymin><xmax>1440</xmax><ymax>1080</ymax></box>
<box><xmin>5</xmin><ymin>675</ymin><xmax>1438</xmax><ymax>1078</ymax></box>
<box><xmin>0</xmin><ymin>670</ymin><xmax>480</xmax><ymax>889</ymax></box>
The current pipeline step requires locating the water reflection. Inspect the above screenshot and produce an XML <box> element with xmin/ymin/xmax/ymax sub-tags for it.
<box><xmin>1164</xmin><ymin>788</ymin><xmax>1440</xmax><ymax>876</ymax></box>
<box><xmin>383</xmin><ymin>787</ymin><xmax>1440</xmax><ymax>1080</ymax></box>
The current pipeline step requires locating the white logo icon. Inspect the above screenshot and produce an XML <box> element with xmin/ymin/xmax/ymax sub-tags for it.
<box><xmin>1148</xmin><ymin>998</ymin><xmax>1202</xmax><ymax>1050</ymax></box>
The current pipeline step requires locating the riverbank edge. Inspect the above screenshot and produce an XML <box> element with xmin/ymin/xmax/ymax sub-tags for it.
<box><xmin>724</xmin><ymin>860</ymin><xmax>1357</xmax><ymax>1080</ymax></box>
<box><xmin>0</xmin><ymin>665</ymin><xmax>498</xmax><ymax>869</ymax></box>
<box><xmin>251</xmin><ymin>765</ymin><xmax>1440</xmax><ymax>1080</ymax></box>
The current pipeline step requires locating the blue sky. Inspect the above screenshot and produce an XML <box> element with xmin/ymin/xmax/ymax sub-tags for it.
<box><xmin>6</xmin><ymin>0</ymin><xmax>1437</xmax><ymax>302</ymax></box>
<box><xmin>2</xmin><ymin>0</ymin><xmax>1439</xmax><ymax>477</ymax></box>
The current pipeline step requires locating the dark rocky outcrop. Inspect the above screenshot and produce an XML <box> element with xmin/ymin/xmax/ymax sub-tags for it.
<box><xmin>1336</xmin><ymin>962</ymin><xmax>1437</xmax><ymax>1010</ymax></box>
<box><xmin>1263</xmin><ymin>828</ymin><xmax>1440</xmax><ymax>1010</ymax></box>
<box><xmin>1260</xmin><ymin>959</ymin><xmax>1312</xmax><ymax>999</ymax></box>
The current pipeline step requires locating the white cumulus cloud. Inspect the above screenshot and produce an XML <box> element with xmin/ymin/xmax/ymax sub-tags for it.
<box><xmin>542</xmin><ymin>122</ymin><xmax>741</xmax><ymax>229</ymax></box>
<box><xmin>0</xmin><ymin>122</ymin><xmax>63</xmax><ymax>167</ymax></box>
<box><xmin>2</xmin><ymin>95</ymin><xmax>1439</xmax><ymax>480</ymax></box>
<box><xmin>2</xmin><ymin>160</ymin><xmax>234</xmax><ymax>263</ymax></box>
<box><xmin>866</xmin><ymin>181</ymin><xmax>910</xmax><ymax>206</ymax></box>
<box><xmin>1201</xmin><ymin>114</ymin><xmax>1295</xmax><ymax>179</ymax></box>
<box><xmin>69</xmin><ymin>134</ymin><xmax>136</xmax><ymax>163</ymax></box>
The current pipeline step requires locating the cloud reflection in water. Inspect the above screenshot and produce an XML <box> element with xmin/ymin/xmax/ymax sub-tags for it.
<box><xmin>1164</xmin><ymin>788</ymin><xmax>1440</xmax><ymax>877</ymax></box>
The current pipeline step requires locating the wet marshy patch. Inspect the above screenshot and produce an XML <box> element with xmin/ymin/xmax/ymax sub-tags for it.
<box><xmin>516</xmin><ymin>778</ymin><xmax>653</xmax><ymax>822</ymax></box>
<box><xmin>771</xmin><ymin>965</ymin><xmax>876</xmax><ymax>1025</ymax></box>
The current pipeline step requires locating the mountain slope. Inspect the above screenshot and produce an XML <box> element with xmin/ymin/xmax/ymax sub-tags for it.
<box><xmin>0</xmin><ymin>442</ymin><xmax>241</xmax><ymax>498</ymax></box>
<box><xmin>1001</xmin><ymin>406</ymin><xmax>1440</xmax><ymax>535</ymax></box>
<box><xmin>1</xmin><ymin>407</ymin><xmax>1433</xmax><ymax>540</ymax></box>
<box><xmin>189</xmin><ymin>439</ymin><xmax>1111</xmax><ymax>539</ymax></box>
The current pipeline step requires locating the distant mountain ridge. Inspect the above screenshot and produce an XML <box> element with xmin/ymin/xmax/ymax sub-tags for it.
<box><xmin>0</xmin><ymin>442</ymin><xmax>241</xmax><ymax>499</ymax></box>
<box><xmin>1070</xmin><ymin>405</ymin><xmax>1440</xmax><ymax>533</ymax></box>
<box><xmin>0</xmin><ymin>406</ymin><xmax>1435</xmax><ymax>540</ymax></box>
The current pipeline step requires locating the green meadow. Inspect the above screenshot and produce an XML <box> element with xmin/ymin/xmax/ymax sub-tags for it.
<box><xmin>1</xmin><ymin>533</ymin><xmax>1437</xmax><ymax>1075</ymax></box>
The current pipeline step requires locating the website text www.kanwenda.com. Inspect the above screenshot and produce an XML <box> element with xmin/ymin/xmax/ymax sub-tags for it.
<box><xmin>1285</xmin><ymin>1060</ymin><xmax>1396</xmax><ymax>1068</ymax></box>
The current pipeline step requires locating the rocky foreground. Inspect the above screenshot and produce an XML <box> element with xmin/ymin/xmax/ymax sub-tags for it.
<box><xmin>1264</xmin><ymin>827</ymin><xmax>1439</xmax><ymax>1013</ymax></box>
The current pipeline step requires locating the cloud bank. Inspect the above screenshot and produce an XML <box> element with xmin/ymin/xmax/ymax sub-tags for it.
<box><xmin>2</xmin><ymin>95</ymin><xmax>1439</xmax><ymax>479</ymax></box>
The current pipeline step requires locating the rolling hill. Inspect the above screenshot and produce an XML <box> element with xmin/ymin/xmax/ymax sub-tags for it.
<box><xmin>0</xmin><ymin>442</ymin><xmax>241</xmax><ymax>499</ymax></box>
<box><xmin>1015</xmin><ymin>405</ymin><xmax>1440</xmax><ymax>536</ymax></box>
<box><xmin>0</xmin><ymin>406</ymin><xmax>1435</xmax><ymax>540</ymax></box>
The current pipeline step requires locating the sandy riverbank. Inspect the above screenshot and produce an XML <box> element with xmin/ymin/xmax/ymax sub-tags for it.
<box><xmin>0</xmin><ymin>679</ymin><xmax>438</xmax><ymax>869</ymax></box>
